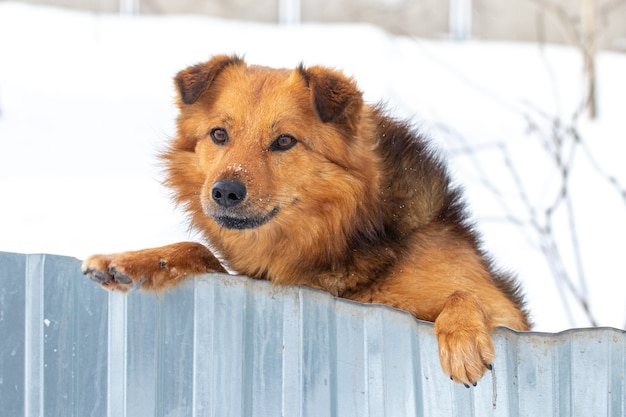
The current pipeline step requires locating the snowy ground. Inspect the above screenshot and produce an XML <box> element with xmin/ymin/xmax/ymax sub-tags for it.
<box><xmin>1</xmin><ymin>2</ymin><xmax>624</xmax><ymax>332</ymax></box>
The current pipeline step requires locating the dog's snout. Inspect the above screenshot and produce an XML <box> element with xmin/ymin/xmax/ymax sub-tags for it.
<box><xmin>212</xmin><ymin>180</ymin><xmax>247</xmax><ymax>208</ymax></box>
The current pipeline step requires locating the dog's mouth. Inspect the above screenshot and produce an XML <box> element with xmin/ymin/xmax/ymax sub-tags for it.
<box><xmin>211</xmin><ymin>206</ymin><xmax>280</xmax><ymax>230</ymax></box>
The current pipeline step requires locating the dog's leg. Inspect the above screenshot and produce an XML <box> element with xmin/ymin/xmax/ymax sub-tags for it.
<box><xmin>82</xmin><ymin>242</ymin><xmax>226</xmax><ymax>292</ymax></box>
<box><xmin>434</xmin><ymin>290</ymin><xmax>495</xmax><ymax>387</ymax></box>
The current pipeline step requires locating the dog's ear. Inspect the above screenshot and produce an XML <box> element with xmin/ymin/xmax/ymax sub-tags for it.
<box><xmin>175</xmin><ymin>55</ymin><xmax>244</xmax><ymax>105</ymax></box>
<box><xmin>298</xmin><ymin>65</ymin><xmax>364</xmax><ymax>129</ymax></box>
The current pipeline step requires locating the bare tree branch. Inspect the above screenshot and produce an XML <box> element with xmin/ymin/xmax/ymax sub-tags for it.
<box><xmin>527</xmin><ymin>0</ymin><xmax>602</xmax><ymax>118</ymax></box>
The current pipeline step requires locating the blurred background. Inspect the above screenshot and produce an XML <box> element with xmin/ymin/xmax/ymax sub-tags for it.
<box><xmin>8</xmin><ymin>0</ymin><xmax>626</xmax><ymax>50</ymax></box>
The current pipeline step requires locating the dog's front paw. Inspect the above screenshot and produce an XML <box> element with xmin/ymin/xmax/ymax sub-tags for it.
<box><xmin>434</xmin><ymin>291</ymin><xmax>495</xmax><ymax>387</ymax></box>
<box><xmin>82</xmin><ymin>253</ymin><xmax>148</xmax><ymax>292</ymax></box>
<box><xmin>82</xmin><ymin>242</ymin><xmax>226</xmax><ymax>292</ymax></box>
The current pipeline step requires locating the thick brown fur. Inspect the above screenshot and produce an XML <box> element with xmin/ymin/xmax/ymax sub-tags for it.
<box><xmin>83</xmin><ymin>55</ymin><xmax>530</xmax><ymax>386</ymax></box>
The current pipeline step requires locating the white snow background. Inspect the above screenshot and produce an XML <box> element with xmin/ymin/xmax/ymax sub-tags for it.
<box><xmin>1</xmin><ymin>2</ymin><xmax>624</xmax><ymax>332</ymax></box>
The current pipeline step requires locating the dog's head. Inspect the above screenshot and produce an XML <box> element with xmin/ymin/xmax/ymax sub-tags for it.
<box><xmin>163</xmin><ymin>56</ymin><xmax>381</xmax><ymax>273</ymax></box>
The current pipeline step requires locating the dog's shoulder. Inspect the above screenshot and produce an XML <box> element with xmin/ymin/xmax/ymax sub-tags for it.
<box><xmin>371</xmin><ymin>107</ymin><xmax>459</xmax><ymax>232</ymax></box>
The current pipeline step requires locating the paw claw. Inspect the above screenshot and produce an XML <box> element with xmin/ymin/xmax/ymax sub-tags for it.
<box><xmin>84</xmin><ymin>268</ymin><xmax>111</xmax><ymax>284</ymax></box>
<box><xmin>109</xmin><ymin>267</ymin><xmax>132</xmax><ymax>284</ymax></box>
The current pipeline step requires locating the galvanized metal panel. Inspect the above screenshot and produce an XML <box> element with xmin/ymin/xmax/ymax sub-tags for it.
<box><xmin>0</xmin><ymin>252</ymin><xmax>26</xmax><ymax>416</ymax></box>
<box><xmin>0</xmin><ymin>252</ymin><xmax>624</xmax><ymax>416</ymax></box>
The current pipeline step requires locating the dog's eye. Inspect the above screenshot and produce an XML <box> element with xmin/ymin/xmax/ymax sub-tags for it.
<box><xmin>210</xmin><ymin>128</ymin><xmax>229</xmax><ymax>145</ymax></box>
<box><xmin>271</xmin><ymin>134</ymin><xmax>297</xmax><ymax>151</ymax></box>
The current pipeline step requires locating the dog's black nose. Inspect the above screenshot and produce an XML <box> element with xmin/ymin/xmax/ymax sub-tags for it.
<box><xmin>211</xmin><ymin>180</ymin><xmax>247</xmax><ymax>208</ymax></box>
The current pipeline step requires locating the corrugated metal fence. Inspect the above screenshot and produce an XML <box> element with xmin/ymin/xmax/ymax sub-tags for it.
<box><xmin>0</xmin><ymin>252</ymin><xmax>624</xmax><ymax>416</ymax></box>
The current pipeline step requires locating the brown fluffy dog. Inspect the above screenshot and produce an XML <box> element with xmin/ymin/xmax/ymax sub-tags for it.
<box><xmin>83</xmin><ymin>55</ymin><xmax>530</xmax><ymax>386</ymax></box>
